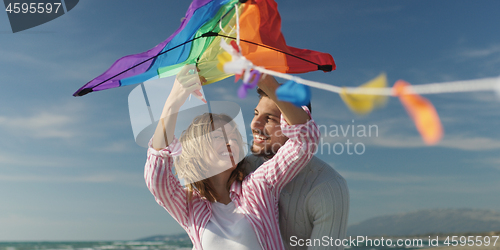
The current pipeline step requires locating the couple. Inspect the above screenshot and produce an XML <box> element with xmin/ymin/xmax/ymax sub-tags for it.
<box><xmin>145</xmin><ymin>65</ymin><xmax>349</xmax><ymax>250</ymax></box>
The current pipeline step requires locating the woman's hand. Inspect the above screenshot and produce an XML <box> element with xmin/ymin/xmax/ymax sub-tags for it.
<box><xmin>166</xmin><ymin>64</ymin><xmax>207</xmax><ymax>110</ymax></box>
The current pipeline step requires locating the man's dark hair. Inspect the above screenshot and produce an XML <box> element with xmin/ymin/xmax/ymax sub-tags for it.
<box><xmin>256</xmin><ymin>87</ymin><xmax>312</xmax><ymax>113</ymax></box>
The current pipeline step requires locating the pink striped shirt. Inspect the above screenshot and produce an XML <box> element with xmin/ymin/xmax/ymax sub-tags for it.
<box><xmin>145</xmin><ymin>113</ymin><xmax>319</xmax><ymax>250</ymax></box>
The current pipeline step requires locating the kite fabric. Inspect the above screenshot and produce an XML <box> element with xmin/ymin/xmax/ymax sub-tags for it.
<box><xmin>73</xmin><ymin>0</ymin><xmax>335</xmax><ymax>97</ymax></box>
<box><xmin>74</xmin><ymin>0</ymin><xmax>221</xmax><ymax>96</ymax></box>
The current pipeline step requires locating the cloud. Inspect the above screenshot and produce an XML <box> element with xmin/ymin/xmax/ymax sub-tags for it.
<box><xmin>205</xmin><ymin>81</ymin><xmax>260</xmax><ymax>106</ymax></box>
<box><xmin>0</xmin><ymin>171</ymin><xmax>143</xmax><ymax>186</ymax></box>
<box><xmin>453</xmin><ymin>43</ymin><xmax>500</xmax><ymax>75</ymax></box>
<box><xmin>316</xmin><ymin>113</ymin><xmax>500</xmax><ymax>151</ymax></box>
<box><xmin>95</xmin><ymin>140</ymin><xmax>137</xmax><ymax>153</ymax></box>
<box><xmin>0</xmin><ymin>152</ymin><xmax>72</xmax><ymax>167</ymax></box>
<box><xmin>319</xmin><ymin>125</ymin><xmax>500</xmax><ymax>151</ymax></box>
<box><xmin>0</xmin><ymin>101</ymin><xmax>133</xmax><ymax>143</ymax></box>
<box><xmin>460</xmin><ymin>44</ymin><xmax>500</xmax><ymax>58</ymax></box>
<box><xmin>0</xmin><ymin>39</ymin><xmax>122</xmax><ymax>84</ymax></box>
<box><xmin>338</xmin><ymin>170</ymin><xmax>439</xmax><ymax>183</ymax></box>
<box><xmin>342</xmin><ymin>170</ymin><xmax>500</xmax><ymax>197</ymax></box>
<box><xmin>0</xmin><ymin>112</ymin><xmax>76</xmax><ymax>139</ymax></box>
<box><xmin>366</xmin><ymin>135</ymin><xmax>500</xmax><ymax>151</ymax></box>
<box><xmin>356</xmin><ymin>5</ymin><xmax>403</xmax><ymax>15</ymax></box>
<box><xmin>280</xmin><ymin>2</ymin><xmax>403</xmax><ymax>23</ymax></box>
<box><xmin>479</xmin><ymin>157</ymin><xmax>500</xmax><ymax>170</ymax></box>
<box><xmin>439</xmin><ymin>136</ymin><xmax>500</xmax><ymax>150</ymax></box>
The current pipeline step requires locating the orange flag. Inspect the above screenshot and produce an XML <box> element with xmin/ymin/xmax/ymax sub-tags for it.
<box><xmin>393</xmin><ymin>80</ymin><xmax>443</xmax><ymax>145</ymax></box>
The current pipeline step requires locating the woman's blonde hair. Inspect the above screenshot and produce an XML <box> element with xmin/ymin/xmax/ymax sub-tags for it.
<box><xmin>175</xmin><ymin>113</ymin><xmax>247</xmax><ymax>202</ymax></box>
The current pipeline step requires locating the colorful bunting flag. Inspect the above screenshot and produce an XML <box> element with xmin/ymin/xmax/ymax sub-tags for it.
<box><xmin>339</xmin><ymin>73</ymin><xmax>388</xmax><ymax>115</ymax></box>
<box><xmin>275</xmin><ymin>79</ymin><xmax>311</xmax><ymax>107</ymax></box>
<box><xmin>393</xmin><ymin>80</ymin><xmax>443</xmax><ymax>145</ymax></box>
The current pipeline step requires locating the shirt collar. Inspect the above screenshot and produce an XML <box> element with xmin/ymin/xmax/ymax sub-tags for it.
<box><xmin>229</xmin><ymin>180</ymin><xmax>241</xmax><ymax>199</ymax></box>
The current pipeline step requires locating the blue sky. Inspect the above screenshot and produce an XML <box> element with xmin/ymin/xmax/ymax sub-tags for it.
<box><xmin>1</xmin><ymin>0</ymin><xmax>500</xmax><ymax>241</ymax></box>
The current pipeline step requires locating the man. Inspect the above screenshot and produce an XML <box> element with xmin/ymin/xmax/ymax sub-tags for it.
<box><xmin>241</xmin><ymin>76</ymin><xmax>350</xmax><ymax>250</ymax></box>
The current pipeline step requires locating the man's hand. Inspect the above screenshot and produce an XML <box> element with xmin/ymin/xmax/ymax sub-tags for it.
<box><xmin>257</xmin><ymin>75</ymin><xmax>310</xmax><ymax>125</ymax></box>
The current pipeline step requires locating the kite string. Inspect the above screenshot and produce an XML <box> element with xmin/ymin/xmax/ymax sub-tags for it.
<box><xmin>217</xmin><ymin>4</ymin><xmax>239</xmax><ymax>41</ymax></box>
<box><xmin>235</xmin><ymin>3</ymin><xmax>240</xmax><ymax>46</ymax></box>
<box><xmin>219</xmin><ymin>19</ymin><xmax>228</xmax><ymax>34</ymax></box>
<box><xmin>254</xmin><ymin>66</ymin><xmax>500</xmax><ymax>96</ymax></box>
<box><xmin>255</xmin><ymin>66</ymin><xmax>344</xmax><ymax>93</ymax></box>
<box><xmin>211</xmin><ymin>4</ymin><xmax>236</xmax><ymax>33</ymax></box>
<box><xmin>409</xmin><ymin>78</ymin><xmax>500</xmax><ymax>94</ymax></box>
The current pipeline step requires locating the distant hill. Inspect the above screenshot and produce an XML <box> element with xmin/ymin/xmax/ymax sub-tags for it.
<box><xmin>348</xmin><ymin>208</ymin><xmax>500</xmax><ymax>236</ymax></box>
<box><xmin>137</xmin><ymin>208</ymin><xmax>500</xmax><ymax>240</ymax></box>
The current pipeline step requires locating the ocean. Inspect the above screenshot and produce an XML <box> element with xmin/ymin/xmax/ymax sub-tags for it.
<box><xmin>0</xmin><ymin>241</ymin><xmax>192</xmax><ymax>250</ymax></box>
<box><xmin>0</xmin><ymin>239</ymin><xmax>435</xmax><ymax>250</ymax></box>
<box><xmin>5</xmin><ymin>236</ymin><xmax>494</xmax><ymax>250</ymax></box>
<box><xmin>2</xmin><ymin>234</ymin><xmax>497</xmax><ymax>249</ymax></box>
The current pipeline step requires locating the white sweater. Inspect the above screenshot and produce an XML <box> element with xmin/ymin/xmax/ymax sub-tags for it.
<box><xmin>241</xmin><ymin>155</ymin><xmax>349</xmax><ymax>250</ymax></box>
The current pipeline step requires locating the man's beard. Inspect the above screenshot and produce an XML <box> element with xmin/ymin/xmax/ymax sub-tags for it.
<box><xmin>250</xmin><ymin>144</ymin><xmax>275</xmax><ymax>158</ymax></box>
<box><xmin>250</xmin><ymin>141</ymin><xmax>286</xmax><ymax>159</ymax></box>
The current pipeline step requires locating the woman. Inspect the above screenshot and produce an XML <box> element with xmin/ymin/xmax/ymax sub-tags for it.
<box><xmin>145</xmin><ymin>65</ymin><xmax>320</xmax><ymax>249</ymax></box>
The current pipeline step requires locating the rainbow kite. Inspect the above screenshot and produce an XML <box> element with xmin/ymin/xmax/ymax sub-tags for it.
<box><xmin>73</xmin><ymin>0</ymin><xmax>500</xmax><ymax>146</ymax></box>
<box><xmin>73</xmin><ymin>0</ymin><xmax>335</xmax><ymax>97</ymax></box>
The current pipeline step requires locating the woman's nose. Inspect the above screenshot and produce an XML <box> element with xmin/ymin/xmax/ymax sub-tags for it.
<box><xmin>226</xmin><ymin>139</ymin><xmax>238</xmax><ymax>148</ymax></box>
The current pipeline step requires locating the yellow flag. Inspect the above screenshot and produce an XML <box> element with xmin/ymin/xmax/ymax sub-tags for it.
<box><xmin>340</xmin><ymin>73</ymin><xmax>388</xmax><ymax>115</ymax></box>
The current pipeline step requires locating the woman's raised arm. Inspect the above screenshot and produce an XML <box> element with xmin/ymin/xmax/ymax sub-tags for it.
<box><xmin>145</xmin><ymin>64</ymin><xmax>207</xmax><ymax>229</ymax></box>
<box><xmin>152</xmin><ymin>65</ymin><xmax>206</xmax><ymax>150</ymax></box>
